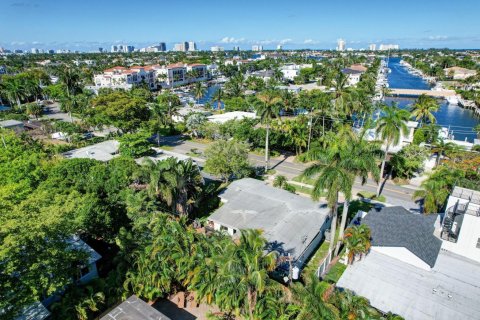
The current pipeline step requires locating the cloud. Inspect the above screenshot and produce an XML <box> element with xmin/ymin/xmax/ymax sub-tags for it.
<box><xmin>279</xmin><ymin>38</ymin><xmax>293</xmax><ymax>45</ymax></box>
<box><xmin>11</xmin><ymin>2</ymin><xmax>39</xmax><ymax>8</ymax></box>
<box><xmin>427</xmin><ymin>35</ymin><xmax>449</xmax><ymax>41</ymax></box>
<box><xmin>220</xmin><ymin>37</ymin><xmax>245</xmax><ymax>44</ymax></box>
<box><xmin>304</xmin><ymin>39</ymin><xmax>317</xmax><ymax>44</ymax></box>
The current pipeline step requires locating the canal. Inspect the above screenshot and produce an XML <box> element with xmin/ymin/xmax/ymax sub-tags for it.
<box><xmin>385</xmin><ymin>57</ymin><xmax>479</xmax><ymax>142</ymax></box>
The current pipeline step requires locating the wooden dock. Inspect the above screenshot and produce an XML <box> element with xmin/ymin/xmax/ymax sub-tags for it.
<box><xmin>388</xmin><ymin>88</ymin><xmax>456</xmax><ymax>97</ymax></box>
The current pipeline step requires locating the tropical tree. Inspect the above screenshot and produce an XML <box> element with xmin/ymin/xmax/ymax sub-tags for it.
<box><xmin>194</xmin><ymin>82</ymin><xmax>206</xmax><ymax>104</ymax></box>
<box><xmin>215</xmin><ymin>229</ymin><xmax>278</xmax><ymax>319</ymax></box>
<box><xmin>411</xmin><ymin>94</ymin><xmax>439</xmax><ymax>125</ymax></box>
<box><xmin>413</xmin><ymin>178</ymin><xmax>450</xmax><ymax>214</ymax></box>
<box><xmin>375</xmin><ymin>104</ymin><xmax>410</xmax><ymax>196</ymax></box>
<box><xmin>431</xmin><ymin>139</ymin><xmax>462</xmax><ymax>166</ymax></box>
<box><xmin>144</xmin><ymin>157</ymin><xmax>203</xmax><ymax>217</ymax></box>
<box><xmin>186</xmin><ymin>112</ymin><xmax>207</xmax><ymax>138</ymax></box>
<box><xmin>272</xmin><ymin>175</ymin><xmax>295</xmax><ymax>193</ymax></box>
<box><xmin>25</xmin><ymin>102</ymin><xmax>43</xmax><ymax>119</ymax></box>
<box><xmin>204</xmin><ymin>139</ymin><xmax>251</xmax><ymax>182</ymax></box>
<box><xmin>155</xmin><ymin>91</ymin><xmax>182</xmax><ymax>127</ymax></box>
<box><xmin>212</xmin><ymin>87</ymin><xmax>224</xmax><ymax>110</ymax></box>
<box><xmin>290</xmin><ymin>274</ymin><xmax>339</xmax><ymax>320</ymax></box>
<box><xmin>254</xmin><ymin>90</ymin><xmax>282</xmax><ymax>172</ymax></box>
<box><xmin>333</xmin><ymin>289</ymin><xmax>378</xmax><ymax>320</ymax></box>
<box><xmin>1</xmin><ymin>75</ymin><xmax>27</xmax><ymax>106</ymax></box>
<box><xmin>58</xmin><ymin>67</ymin><xmax>81</xmax><ymax>97</ymax></box>
<box><xmin>343</xmin><ymin>225</ymin><xmax>371</xmax><ymax>264</ymax></box>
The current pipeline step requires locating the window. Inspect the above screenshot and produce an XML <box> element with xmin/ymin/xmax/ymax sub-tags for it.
<box><xmin>476</xmin><ymin>238</ymin><xmax>480</xmax><ymax>249</ymax></box>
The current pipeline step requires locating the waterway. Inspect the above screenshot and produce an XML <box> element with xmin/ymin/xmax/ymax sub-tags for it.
<box><xmin>385</xmin><ymin>57</ymin><xmax>479</xmax><ymax>142</ymax></box>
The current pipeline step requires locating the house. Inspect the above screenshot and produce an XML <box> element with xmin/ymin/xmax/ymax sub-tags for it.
<box><xmin>341</xmin><ymin>68</ymin><xmax>364</xmax><ymax>86</ymax></box>
<box><xmin>93</xmin><ymin>66</ymin><xmax>157</xmax><ymax>91</ymax></box>
<box><xmin>362</xmin><ymin>121</ymin><xmax>418</xmax><ymax>153</ymax></box>
<box><xmin>439</xmin><ymin>187</ymin><xmax>480</xmax><ymax>263</ymax></box>
<box><xmin>444</xmin><ymin>67</ymin><xmax>477</xmax><ymax>80</ymax></box>
<box><xmin>100</xmin><ymin>295</ymin><xmax>171</xmax><ymax>320</ymax></box>
<box><xmin>337</xmin><ymin>206</ymin><xmax>480</xmax><ymax>320</ymax></box>
<box><xmin>0</xmin><ymin>119</ymin><xmax>24</xmax><ymax>133</ymax></box>
<box><xmin>62</xmin><ymin>140</ymin><xmax>120</xmax><ymax>162</ymax></box>
<box><xmin>348</xmin><ymin>64</ymin><xmax>368</xmax><ymax>73</ymax></box>
<box><xmin>14</xmin><ymin>302</ymin><xmax>50</xmax><ymax>320</ymax></box>
<box><xmin>280</xmin><ymin>64</ymin><xmax>301</xmax><ymax>81</ymax></box>
<box><xmin>207</xmin><ymin>111</ymin><xmax>256</xmax><ymax>124</ymax></box>
<box><xmin>207</xmin><ymin>178</ymin><xmax>330</xmax><ymax>270</ymax></box>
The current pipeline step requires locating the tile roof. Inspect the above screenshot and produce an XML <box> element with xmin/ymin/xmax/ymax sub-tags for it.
<box><xmin>362</xmin><ymin>206</ymin><xmax>442</xmax><ymax>267</ymax></box>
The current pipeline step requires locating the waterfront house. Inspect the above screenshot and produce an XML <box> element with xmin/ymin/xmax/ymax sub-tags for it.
<box><xmin>207</xmin><ymin>178</ymin><xmax>330</xmax><ymax>272</ymax></box>
<box><xmin>337</xmin><ymin>206</ymin><xmax>480</xmax><ymax>320</ymax></box>
<box><xmin>62</xmin><ymin>140</ymin><xmax>120</xmax><ymax>162</ymax></box>
<box><xmin>444</xmin><ymin>67</ymin><xmax>477</xmax><ymax>80</ymax></box>
<box><xmin>341</xmin><ymin>68</ymin><xmax>364</xmax><ymax>86</ymax></box>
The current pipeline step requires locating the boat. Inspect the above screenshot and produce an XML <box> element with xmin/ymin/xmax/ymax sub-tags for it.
<box><xmin>446</xmin><ymin>96</ymin><xmax>459</xmax><ymax>105</ymax></box>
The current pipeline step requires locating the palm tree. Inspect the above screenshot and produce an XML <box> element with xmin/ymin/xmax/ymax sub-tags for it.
<box><xmin>1</xmin><ymin>76</ymin><xmax>26</xmax><ymax>106</ymax></box>
<box><xmin>375</xmin><ymin>104</ymin><xmax>410</xmax><ymax>196</ymax></box>
<box><xmin>193</xmin><ymin>82</ymin><xmax>206</xmax><ymax>105</ymax></box>
<box><xmin>413</xmin><ymin>178</ymin><xmax>450</xmax><ymax>214</ymax></box>
<box><xmin>431</xmin><ymin>139</ymin><xmax>460</xmax><ymax>166</ymax></box>
<box><xmin>273</xmin><ymin>175</ymin><xmax>288</xmax><ymax>188</ymax></box>
<box><xmin>212</xmin><ymin>87</ymin><xmax>224</xmax><ymax>110</ymax></box>
<box><xmin>156</xmin><ymin>91</ymin><xmax>182</xmax><ymax>127</ymax></box>
<box><xmin>411</xmin><ymin>94</ymin><xmax>439</xmax><ymax>125</ymax></box>
<box><xmin>254</xmin><ymin>90</ymin><xmax>282</xmax><ymax>172</ymax></box>
<box><xmin>144</xmin><ymin>157</ymin><xmax>203</xmax><ymax>217</ymax></box>
<box><xmin>334</xmin><ymin>289</ymin><xmax>377</xmax><ymax>320</ymax></box>
<box><xmin>25</xmin><ymin>102</ymin><xmax>43</xmax><ymax>120</ymax></box>
<box><xmin>215</xmin><ymin>229</ymin><xmax>278</xmax><ymax>319</ymax></box>
<box><xmin>58</xmin><ymin>68</ymin><xmax>81</xmax><ymax>97</ymax></box>
<box><xmin>343</xmin><ymin>225</ymin><xmax>371</xmax><ymax>264</ymax></box>
<box><xmin>290</xmin><ymin>274</ymin><xmax>340</xmax><ymax>320</ymax></box>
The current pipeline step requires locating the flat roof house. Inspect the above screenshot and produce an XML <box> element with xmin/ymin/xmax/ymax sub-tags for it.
<box><xmin>100</xmin><ymin>295</ymin><xmax>171</xmax><ymax>320</ymax></box>
<box><xmin>207</xmin><ymin>178</ymin><xmax>330</xmax><ymax>270</ymax></box>
<box><xmin>62</xmin><ymin>140</ymin><xmax>120</xmax><ymax>162</ymax></box>
<box><xmin>337</xmin><ymin>206</ymin><xmax>480</xmax><ymax>320</ymax></box>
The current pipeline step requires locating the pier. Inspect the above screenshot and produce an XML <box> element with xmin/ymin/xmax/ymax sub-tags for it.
<box><xmin>387</xmin><ymin>88</ymin><xmax>456</xmax><ymax>97</ymax></box>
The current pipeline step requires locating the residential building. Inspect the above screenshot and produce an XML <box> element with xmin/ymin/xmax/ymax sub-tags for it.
<box><xmin>362</xmin><ymin>120</ymin><xmax>419</xmax><ymax>153</ymax></box>
<box><xmin>211</xmin><ymin>46</ymin><xmax>224</xmax><ymax>52</ymax></box>
<box><xmin>207</xmin><ymin>111</ymin><xmax>256</xmax><ymax>124</ymax></box>
<box><xmin>14</xmin><ymin>49</ymin><xmax>23</xmax><ymax>53</ymax></box>
<box><xmin>155</xmin><ymin>63</ymin><xmax>208</xmax><ymax>88</ymax></box>
<box><xmin>369</xmin><ymin>43</ymin><xmax>376</xmax><ymax>51</ymax></box>
<box><xmin>63</xmin><ymin>140</ymin><xmax>120</xmax><ymax>162</ymax></box>
<box><xmin>100</xmin><ymin>295</ymin><xmax>171</xmax><ymax>320</ymax></box>
<box><xmin>444</xmin><ymin>66</ymin><xmax>477</xmax><ymax>80</ymax></box>
<box><xmin>439</xmin><ymin>187</ymin><xmax>480</xmax><ymax>263</ymax></box>
<box><xmin>341</xmin><ymin>68</ymin><xmax>364</xmax><ymax>86</ymax></box>
<box><xmin>336</xmin><ymin>39</ymin><xmax>346</xmax><ymax>51</ymax></box>
<box><xmin>158</xmin><ymin>42</ymin><xmax>167</xmax><ymax>51</ymax></box>
<box><xmin>93</xmin><ymin>65</ymin><xmax>157</xmax><ymax>90</ymax></box>
<box><xmin>279</xmin><ymin>63</ymin><xmax>312</xmax><ymax>81</ymax></box>
<box><xmin>252</xmin><ymin>45</ymin><xmax>263</xmax><ymax>51</ymax></box>
<box><xmin>379</xmin><ymin>44</ymin><xmax>399</xmax><ymax>50</ymax></box>
<box><xmin>188</xmin><ymin>41</ymin><xmax>197</xmax><ymax>51</ymax></box>
<box><xmin>0</xmin><ymin>119</ymin><xmax>24</xmax><ymax>133</ymax></box>
<box><xmin>111</xmin><ymin>45</ymin><xmax>117</xmax><ymax>52</ymax></box>
<box><xmin>207</xmin><ymin>178</ymin><xmax>330</xmax><ymax>272</ymax></box>
<box><xmin>349</xmin><ymin>64</ymin><xmax>368</xmax><ymax>72</ymax></box>
<box><xmin>337</xmin><ymin>206</ymin><xmax>480</xmax><ymax>320</ymax></box>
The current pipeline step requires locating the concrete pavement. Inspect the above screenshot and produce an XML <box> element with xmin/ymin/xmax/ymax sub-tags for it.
<box><xmin>160</xmin><ymin>136</ymin><xmax>421</xmax><ymax>211</ymax></box>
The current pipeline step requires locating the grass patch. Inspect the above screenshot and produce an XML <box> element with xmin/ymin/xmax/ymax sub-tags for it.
<box><xmin>339</xmin><ymin>200</ymin><xmax>374</xmax><ymax>220</ymax></box>
<box><xmin>357</xmin><ymin>191</ymin><xmax>386</xmax><ymax>203</ymax></box>
<box><xmin>292</xmin><ymin>184</ymin><xmax>314</xmax><ymax>196</ymax></box>
<box><xmin>251</xmin><ymin>148</ymin><xmax>280</xmax><ymax>157</ymax></box>
<box><xmin>292</xmin><ymin>175</ymin><xmax>316</xmax><ymax>185</ymax></box>
<box><xmin>323</xmin><ymin>262</ymin><xmax>347</xmax><ymax>283</ymax></box>
<box><xmin>265</xmin><ymin>169</ymin><xmax>276</xmax><ymax>175</ymax></box>
<box><xmin>158</xmin><ymin>145</ymin><xmax>174</xmax><ymax>151</ymax></box>
<box><xmin>303</xmin><ymin>240</ymin><xmax>330</xmax><ymax>277</ymax></box>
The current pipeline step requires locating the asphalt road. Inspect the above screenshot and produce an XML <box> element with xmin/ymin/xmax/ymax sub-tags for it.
<box><xmin>160</xmin><ymin>136</ymin><xmax>420</xmax><ymax>211</ymax></box>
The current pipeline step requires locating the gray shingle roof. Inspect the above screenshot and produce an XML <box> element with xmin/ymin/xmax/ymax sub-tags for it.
<box><xmin>208</xmin><ymin>178</ymin><xmax>329</xmax><ymax>259</ymax></box>
<box><xmin>363</xmin><ymin>206</ymin><xmax>442</xmax><ymax>268</ymax></box>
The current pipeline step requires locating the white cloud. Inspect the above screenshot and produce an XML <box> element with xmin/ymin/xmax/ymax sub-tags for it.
<box><xmin>220</xmin><ymin>37</ymin><xmax>245</xmax><ymax>44</ymax></box>
<box><xmin>427</xmin><ymin>35</ymin><xmax>449</xmax><ymax>41</ymax></box>
<box><xmin>304</xmin><ymin>39</ymin><xmax>317</xmax><ymax>44</ymax></box>
<box><xmin>279</xmin><ymin>38</ymin><xmax>293</xmax><ymax>45</ymax></box>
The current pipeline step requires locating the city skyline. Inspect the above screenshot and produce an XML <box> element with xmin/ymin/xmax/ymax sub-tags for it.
<box><xmin>1</xmin><ymin>0</ymin><xmax>480</xmax><ymax>51</ymax></box>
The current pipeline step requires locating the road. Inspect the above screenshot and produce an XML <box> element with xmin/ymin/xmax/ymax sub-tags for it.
<box><xmin>160</xmin><ymin>136</ymin><xmax>421</xmax><ymax>211</ymax></box>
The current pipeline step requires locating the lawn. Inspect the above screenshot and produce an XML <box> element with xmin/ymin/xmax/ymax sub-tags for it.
<box><xmin>292</xmin><ymin>175</ymin><xmax>316</xmax><ymax>185</ymax></box>
<box><xmin>357</xmin><ymin>191</ymin><xmax>386</xmax><ymax>203</ymax></box>
<box><xmin>323</xmin><ymin>262</ymin><xmax>347</xmax><ymax>283</ymax></box>
<box><xmin>158</xmin><ymin>145</ymin><xmax>174</xmax><ymax>151</ymax></box>
<box><xmin>292</xmin><ymin>184</ymin><xmax>314</xmax><ymax>196</ymax></box>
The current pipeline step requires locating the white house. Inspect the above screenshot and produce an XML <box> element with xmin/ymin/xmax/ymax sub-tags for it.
<box><xmin>0</xmin><ymin>119</ymin><xmax>24</xmax><ymax>133</ymax></box>
<box><xmin>207</xmin><ymin>111</ymin><xmax>256</xmax><ymax>124</ymax></box>
<box><xmin>93</xmin><ymin>66</ymin><xmax>157</xmax><ymax>90</ymax></box>
<box><xmin>337</xmin><ymin>206</ymin><xmax>480</xmax><ymax>320</ymax></box>
<box><xmin>341</xmin><ymin>68</ymin><xmax>364</xmax><ymax>86</ymax></box>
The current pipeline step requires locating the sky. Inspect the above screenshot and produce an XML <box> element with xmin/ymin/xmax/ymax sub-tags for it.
<box><xmin>1</xmin><ymin>0</ymin><xmax>479</xmax><ymax>51</ymax></box>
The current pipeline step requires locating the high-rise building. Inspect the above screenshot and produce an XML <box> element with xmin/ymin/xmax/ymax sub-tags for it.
<box><xmin>31</xmin><ymin>48</ymin><xmax>39</xmax><ymax>54</ymax></box>
<box><xmin>211</xmin><ymin>46</ymin><xmax>225</xmax><ymax>52</ymax></box>
<box><xmin>336</xmin><ymin>39</ymin><xmax>346</xmax><ymax>51</ymax></box>
<box><xmin>48</xmin><ymin>49</ymin><xmax>55</xmax><ymax>54</ymax></box>
<box><xmin>276</xmin><ymin>44</ymin><xmax>283</xmax><ymax>50</ymax></box>
<box><xmin>158</xmin><ymin>42</ymin><xmax>166</xmax><ymax>52</ymax></box>
<box><xmin>111</xmin><ymin>45</ymin><xmax>118</xmax><ymax>53</ymax></box>
<box><xmin>233</xmin><ymin>46</ymin><xmax>240</xmax><ymax>51</ymax></box>
<box><xmin>188</xmin><ymin>41</ymin><xmax>197</xmax><ymax>51</ymax></box>
<box><xmin>173</xmin><ymin>42</ymin><xmax>189</xmax><ymax>52</ymax></box>
<box><xmin>125</xmin><ymin>45</ymin><xmax>135</xmax><ymax>53</ymax></box>
<box><xmin>369</xmin><ymin>44</ymin><xmax>376</xmax><ymax>51</ymax></box>
<box><xmin>252</xmin><ymin>45</ymin><xmax>263</xmax><ymax>51</ymax></box>
<box><xmin>14</xmin><ymin>49</ymin><xmax>23</xmax><ymax>54</ymax></box>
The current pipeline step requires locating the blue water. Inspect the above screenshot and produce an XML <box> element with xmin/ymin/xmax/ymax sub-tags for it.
<box><xmin>386</xmin><ymin>57</ymin><xmax>479</xmax><ymax>142</ymax></box>
<box><xmin>198</xmin><ymin>85</ymin><xmax>224</xmax><ymax>109</ymax></box>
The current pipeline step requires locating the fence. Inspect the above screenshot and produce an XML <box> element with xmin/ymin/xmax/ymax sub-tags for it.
<box><xmin>316</xmin><ymin>249</ymin><xmax>334</xmax><ymax>278</ymax></box>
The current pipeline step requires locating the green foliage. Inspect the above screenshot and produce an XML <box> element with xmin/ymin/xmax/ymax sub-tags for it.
<box><xmin>204</xmin><ymin>139</ymin><xmax>252</xmax><ymax>182</ymax></box>
<box><xmin>390</xmin><ymin>144</ymin><xmax>429</xmax><ymax>179</ymax></box>
<box><xmin>224</xmin><ymin>96</ymin><xmax>250</xmax><ymax>112</ymax></box>
<box><xmin>118</xmin><ymin>131</ymin><xmax>153</xmax><ymax>157</ymax></box>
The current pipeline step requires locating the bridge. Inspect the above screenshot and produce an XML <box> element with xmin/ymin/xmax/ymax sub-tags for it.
<box><xmin>387</xmin><ymin>88</ymin><xmax>456</xmax><ymax>98</ymax></box>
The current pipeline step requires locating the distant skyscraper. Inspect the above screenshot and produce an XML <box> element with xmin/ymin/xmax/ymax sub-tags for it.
<box><xmin>158</xmin><ymin>42</ymin><xmax>166</xmax><ymax>51</ymax></box>
<box><xmin>369</xmin><ymin>44</ymin><xmax>376</xmax><ymax>51</ymax></box>
<box><xmin>125</xmin><ymin>45</ymin><xmax>135</xmax><ymax>53</ymax></box>
<box><xmin>211</xmin><ymin>46</ymin><xmax>225</xmax><ymax>52</ymax></box>
<box><xmin>336</xmin><ymin>39</ymin><xmax>346</xmax><ymax>51</ymax></box>
<box><xmin>98</xmin><ymin>47</ymin><xmax>104</xmax><ymax>53</ymax></box>
<box><xmin>31</xmin><ymin>48</ymin><xmax>39</xmax><ymax>54</ymax></box>
<box><xmin>188</xmin><ymin>41</ymin><xmax>197</xmax><ymax>51</ymax></box>
<box><xmin>233</xmin><ymin>46</ymin><xmax>240</xmax><ymax>51</ymax></box>
<box><xmin>111</xmin><ymin>45</ymin><xmax>118</xmax><ymax>53</ymax></box>
<box><xmin>14</xmin><ymin>49</ymin><xmax>23</xmax><ymax>53</ymax></box>
<box><xmin>276</xmin><ymin>44</ymin><xmax>283</xmax><ymax>50</ymax></box>
<box><xmin>252</xmin><ymin>45</ymin><xmax>263</xmax><ymax>51</ymax></box>
<box><xmin>48</xmin><ymin>49</ymin><xmax>55</xmax><ymax>54</ymax></box>
<box><xmin>173</xmin><ymin>42</ymin><xmax>189</xmax><ymax>52</ymax></box>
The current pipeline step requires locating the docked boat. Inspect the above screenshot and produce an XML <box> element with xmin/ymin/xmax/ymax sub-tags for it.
<box><xmin>446</xmin><ymin>96</ymin><xmax>459</xmax><ymax>105</ymax></box>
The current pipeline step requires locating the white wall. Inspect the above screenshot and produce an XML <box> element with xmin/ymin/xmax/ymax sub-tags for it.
<box><xmin>372</xmin><ymin>246</ymin><xmax>431</xmax><ymax>270</ymax></box>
